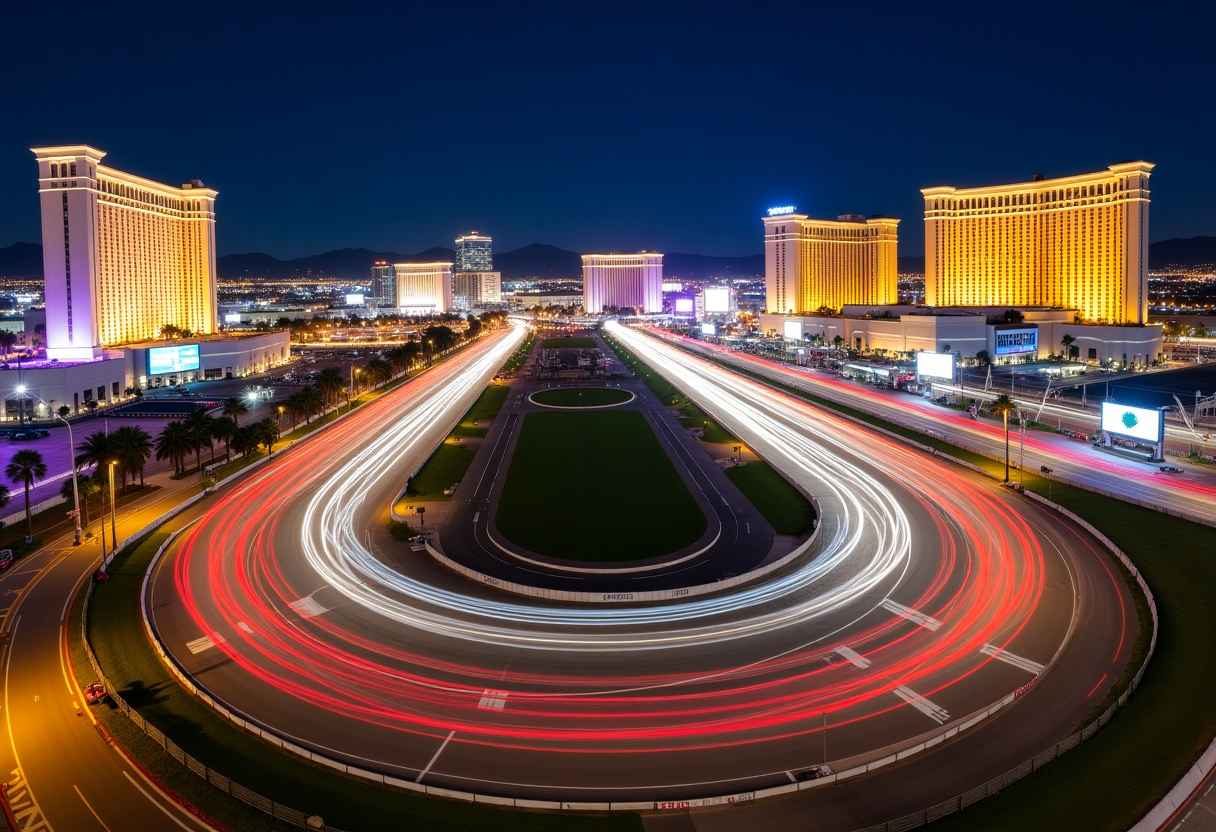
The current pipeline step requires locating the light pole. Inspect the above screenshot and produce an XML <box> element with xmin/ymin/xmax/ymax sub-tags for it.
<box><xmin>1003</xmin><ymin>409</ymin><xmax>1010</xmax><ymax>483</ymax></box>
<box><xmin>35</xmin><ymin>395</ymin><xmax>82</xmax><ymax>545</ymax></box>
<box><xmin>108</xmin><ymin>460</ymin><xmax>118</xmax><ymax>553</ymax></box>
<box><xmin>15</xmin><ymin>382</ymin><xmax>27</xmax><ymax>427</ymax></box>
<box><xmin>1018</xmin><ymin>409</ymin><xmax>1026</xmax><ymax>485</ymax></box>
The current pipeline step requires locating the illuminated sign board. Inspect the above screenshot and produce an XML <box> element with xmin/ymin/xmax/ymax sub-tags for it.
<box><xmin>995</xmin><ymin>327</ymin><xmax>1038</xmax><ymax>356</ymax></box>
<box><xmin>662</xmin><ymin>282</ymin><xmax>683</xmax><ymax>293</ymax></box>
<box><xmin>782</xmin><ymin>320</ymin><xmax>804</xmax><ymax>341</ymax></box>
<box><xmin>148</xmin><ymin>343</ymin><xmax>201</xmax><ymax>375</ymax></box>
<box><xmin>916</xmin><ymin>351</ymin><xmax>955</xmax><ymax>381</ymax></box>
<box><xmin>701</xmin><ymin>322</ymin><xmax>717</xmax><ymax>336</ymax></box>
<box><xmin>1100</xmin><ymin>402</ymin><xmax>1163</xmax><ymax>444</ymax></box>
<box><xmin>674</xmin><ymin>298</ymin><xmax>694</xmax><ymax>314</ymax></box>
<box><xmin>223</xmin><ymin>312</ymin><xmax>243</xmax><ymax>324</ymax></box>
<box><xmin>767</xmin><ymin>206</ymin><xmax>797</xmax><ymax>216</ymax></box>
<box><xmin>703</xmin><ymin>287</ymin><xmax>731</xmax><ymax>313</ymax></box>
<box><xmin>345</xmin><ymin>293</ymin><xmax>365</xmax><ymax>306</ymax></box>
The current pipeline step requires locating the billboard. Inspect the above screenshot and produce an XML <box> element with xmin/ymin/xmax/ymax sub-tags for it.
<box><xmin>783</xmin><ymin>320</ymin><xmax>804</xmax><ymax>341</ymax></box>
<box><xmin>662</xmin><ymin>281</ymin><xmax>683</xmax><ymax>293</ymax></box>
<box><xmin>345</xmin><ymin>293</ymin><xmax>365</xmax><ymax>306</ymax></box>
<box><xmin>1100</xmin><ymin>402</ymin><xmax>1163</xmax><ymax>444</ymax></box>
<box><xmin>916</xmin><ymin>351</ymin><xmax>955</xmax><ymax>381</ymax></box>
<box><xmin>701</xmin><ymin>322</ymin><xmax>717</xmax><ymax>336</ymax></box>
<box><xmin>703</xmin><ymin>287</ymin><xmax>731</xmax><ymax>313</ymax></box>
<box><xmin>223</xmin><ymin>312</ymin><xmax>243</xmax><ymax>324</ymax></box>
<box><xmin>148</xmin><ymin>343</ymin><xmax>200</xmax><ymax>375</ymax></box>
<box><xmin>674</xmin><ymin>298</ymin><xmax>694</xmax><ymax>314</ymax></box>
<box><xmin>995</xmin><ymin>327</ymin><xmax>1038</xmax><ymax>356</ymax></box>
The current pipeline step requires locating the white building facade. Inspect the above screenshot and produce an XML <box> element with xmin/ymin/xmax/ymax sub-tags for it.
<box><xmin>393</xmin><ymin>263</ymin><xmax>453</xmax><ymax>314</ymax></box>
<box><xmin>582</xmin><ymin>252</ymin><xmax>663</xmax><ymax>314</ymax></box>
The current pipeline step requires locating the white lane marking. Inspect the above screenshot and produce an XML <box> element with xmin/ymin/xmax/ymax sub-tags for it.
<box><xmin>785</xmin><ymin>770</ymin><xmax>797</xmax><ymax>783</ymax></box>
<box><xmin>237</xmin><ymin>621</ymin><xmax>254</xmax><ymax>634</ymax></box>
<box><xmin>980</xmin><ymin>643</ymin><xmax>1045</xmax><ymax>675</ymax></box>
<box><xmin>881</xmin><ymin>599</ymin><xmax>942</xmax><ymax>631</ymax></box>
<box><xmin>478</xmin><ymin>689</ymin><xmax>509</xmax><ymax>710</ymax></box>
<box><xmin>473</xmin><ymin>512</ymin><xmax>480</xmax><ymax>524</ymax></box>
<box><xmin>186</xmin><ymin>634</ymin><xmax>225</xmax><ymax>654</ymax></box>
<box><xmin>415</xmin><ymin>730</ymin><xmax>456</xmax><ymax>783</ymax></box>
<box><xmin>834</xmin><ymin>645</ymin><xmax>872</xmax><ymax>669</ymax></box>
<box><xmin>289</xmin><ymin>592</ymin><xmax>330</xmax><ymax>618</ymax></box>
<box><xmin>122</xmin><ymin>770</ymin><xmax>199</xmax><ymax>830</ymax></box>
<box><xmin>75</xmin><ymin>783</ymin><xmax>113</xmax><ymax>830</ymax></box>
<box><xmin>893</xmin><ymin>686</ymin><xmax>950</xmax><ymax>724</ymax></box>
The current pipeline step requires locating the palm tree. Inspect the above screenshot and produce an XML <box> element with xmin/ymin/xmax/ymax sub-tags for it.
<box><xmin>990</xmin><ymin>393</ymin><xmax>1017</xmax><ymax>483</ymax></box>
<box><xmin>230</xmin><ymin>426</ymin><xmax>258</xmax><ymax>459</ymax></box>
<box><xmin>112</xmin><ymin>425</ymin><xmax>153</xmax><ymax>488</ymax></box>
<box><xmin>155</xmin><ymin>421</ymin><xmax>196</xmax><ymax>476</ymax></box>
<box><xmin>365</xmin><ymin>358</ymin><xmax>392</xmax><ymax>387</ymax></box>
<box><xmin>222</xmin><ymin>396</ymin><xmax>249</xmax><ymax>422</ymax></box>
<box><xmin>211</xmin><ymin>416</ymin><xmax>237</xmax><ymax>460</ymax></box>
<box><xmin>296</xmin><ymin>385</ymin><xmax>324</xmax><ymax>424</ymax></box>
<box><xmin>6</xmin><ymin>449</ymin><xmax>47</xmax><ymax>543</ymax></box>
<box><xmin>184</xmin><ymin>410</ymin><xmax>215</xmax><ymax>469</ymax></box>
<box><xmin>317</xmin><ymin>368</ymin><xmax>344</xmax><ymax>409</ymax></box>
<box><xmin>253</xmin><ymin>418</ymin><xmax>277</xmax><ymax>456</ymax></box>
<box><xmin>61</xmin><ymin>474</ymin><xmax>100</xmax><ymax>527</ymax></box>
<box><xmin>1061</xmin><ymin>333</ymin><xmax>1076</xmax><ymax>360</ymax></box>
<box><xmin>0</xmin><ymin>484</ymin><xmax>9</xmax><ymax>511</ymax></box>
<box><xmin>75</xmin><ymin>431</ymin><xmax>121</xmax><ymax>506</ymax></box>
<box><xmin>284</xmin><ymin>392</ymin><xmax>304</xmax><ymax>430</ymax></box>
<box><xmin>0</xmin><ymin>330</ymin><xmax>17</xmax><ymax>359</ymax></box>
<box><xmin>385</xmin><ymin>346</ymin><xmax>412</xmax><ymax>377</ymax></box>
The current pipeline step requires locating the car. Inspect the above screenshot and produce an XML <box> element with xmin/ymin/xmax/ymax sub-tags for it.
<box><xmin>1159</xmin><ymin>465</ymin><xmax>1183</xmax><ymax>473</ymax></box>
<box><xmin>83</xmin><ymin>682</ymin><xmax>106</xmax><ymax>703</ymax></box>
<box><xmin>93</xmin><ymin>569</ymin><xmax>111</xmax><ymax>583</ymax></box>
<box><xmin>0</xmin><ymin>549</ymin><xmax>13</xmax><ymax>570</ymax></box>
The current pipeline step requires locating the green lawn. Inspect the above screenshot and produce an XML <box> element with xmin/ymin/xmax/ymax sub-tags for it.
<box><xmin>406</xmin><ymin>442</ymin><xmax>476</xmax><ymax>500</ymax></box>
<box><xmin>496</xmin><ymin>411</ymin><xmax>706</xmax><ymax>561</ymax></box>
<box><xmin>72</xmin><ymin>536</ymin><xmax>640</xmax><ymax>832</ymax></box>
<box><xmin>542</xmin><ymin>337</ymin><xmax>596</xmax><ymax>349</ymax></box>
<box><xmin>724</xmin><ymin>461</ymin><xmax>816</xmax><ymax>536</ymax></box>
<box><xmin>463</xmin><ymin>384</ymin><xmax>510</xmax><ymax>424</ymax></box>
<box><xmin>531</xmin><ymin>388</ymin><xmax>632</xmax><ymax>407</ymax></box>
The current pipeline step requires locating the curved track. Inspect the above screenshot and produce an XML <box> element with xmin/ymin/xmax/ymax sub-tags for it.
<box><xmin>148</xmin><ymin>322</ymin><xmax>1135</xmax><ymax>803</ymax></box>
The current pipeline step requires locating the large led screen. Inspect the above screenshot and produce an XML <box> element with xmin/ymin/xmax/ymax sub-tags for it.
<box><xmin>701</xmin><ymin>322</ymin><xmax>717</xmax><ymax>336</ymax></box>
<box><xmin>916</xmin><ymin>351</ymin><xmax>955</xmax><ymax>381</ymax></box>
<box><xmin>148</xmin><ymin>344</ymin><xmax>201</xmax><ymax>375</ymax></box>
<box><xmin>995</xmin><ymin>327</ymin><xmax>1038</xmax><ymax>356</ymax></box>
<box><xmin>703</xmin><ymin>288</ymin><xmax>731</xmax><ymax>313</ymax></box>
<box><xmin>674</xmin><ymin>298</ymin><xmax>694</xmax><ymax>314</ymax></box>
<box><xmin>1100</xmin><ymin>402</ymin><xmax>1163</xmax><ymax>444</ymax></box>
<box><xmin>782</xmin><ymin>320</ymin><xmax>803</xmax><ymax>341</ymax></box>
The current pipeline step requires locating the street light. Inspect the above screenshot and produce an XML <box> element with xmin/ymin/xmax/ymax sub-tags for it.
<box><xmin>15</xmin><ymin>383</ymin><xmax>27</xmax><ymax>427</ymax></box>
<box><xmin>108</xmin><ymin>460</ymin><xmax>118</xmax><ymax>554</ymax></box>
<box><xmin>33</xmin><ymin>394</ymin><xmax>82</xmax><ymax>546</ymax></box>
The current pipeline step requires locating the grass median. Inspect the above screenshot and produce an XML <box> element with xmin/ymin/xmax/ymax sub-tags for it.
<box><xmin>724</xmin><ymin>461</ymin><xmax>816</xmax><ymax>536</ymax></box>
<box><xmin>71</xmin><ymin>534</ymin><xmax>642</xmax><ymax>832</ymax></box>
<box><xmin>541</xmin><ymin>337</ymin><xmax>596</xmax><ymax>349</ymax></box>
<box><xmin>651</xmin><ymin>333</ymin><xmax>1207</xmax><ymax>832</ymax></box>
<box><xmin>496</xmin><ymin>411</ymin><xmax>707</xmax><ymax>561</ymax></box>
<box><xmin>531</xmin><ymin>388</ymin><xmax>632</xmax><ymax>408</ymax></box>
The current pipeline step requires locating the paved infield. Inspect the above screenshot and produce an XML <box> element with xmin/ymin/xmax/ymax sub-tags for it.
<box><xmin>144</xmin><ymin>322</ymin><xmax>1137</xmax><ymax>821</ymax></box>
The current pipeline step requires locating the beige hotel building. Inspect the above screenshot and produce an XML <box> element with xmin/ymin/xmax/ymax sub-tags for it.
<box><xmin>32</xmin><ymin>145</ymin><xmax>218</xmax><ymax>360</ymax></box>
<box><xmin>393</xmin><ymin>262</ymin><xmax>454</xmax><ymax>313</ymax></box>
<box><xmin>583</xmin><ymin>252</ymin><xmax>664</xmax><ymax>314</ymax></box>
<box><xmin>763</xmin><ymin>212</ymin><xmax>899</xmax><ymax>315</ymax></box>
<box><xmin>922</xmin><ymin>161</ymin><xmax>1154</xmax><ymax>324</ymax></box>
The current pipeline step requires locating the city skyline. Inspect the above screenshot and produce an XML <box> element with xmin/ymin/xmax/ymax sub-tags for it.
<box><xmin>1</xmin><ymin>2</ymin><xmax>1213</xmax><ymax>261</ymax></box>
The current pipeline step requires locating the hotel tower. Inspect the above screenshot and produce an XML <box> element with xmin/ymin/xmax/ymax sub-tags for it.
<box><xmin>582</xmin><ymin>252</ymin><xmax>664</xmax><ymax>314</ymax></box>
<box><xmin>921</xmin><ymin>162</ymin><xmax>1154</xmax><ymax>324</ymax></box>
<box><xmin>762</xmin><ymin>213</ymin><xmax>899</xmax><ymax>315</ymax></box>
<box><xmin>32</xmin><ymin>145</ymin><xmax>218</xmax><ymax>360</ymax></box>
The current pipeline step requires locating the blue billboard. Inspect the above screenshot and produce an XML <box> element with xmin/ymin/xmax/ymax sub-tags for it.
<box><xmin>148</xmin><ymin>343</ymin><xmax>201</xmax><ymax>375</ymax></box>
<box><xmin>994</xmin><ymin>327</ymin><xmax>1038</xmax><ymax>356</ymax></box>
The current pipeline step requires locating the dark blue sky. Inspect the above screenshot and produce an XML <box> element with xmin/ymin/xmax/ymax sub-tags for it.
<box><xmin>1</xmin><ymin>1</ymin><xmax>1212</xmax><ymax>259</ymax></box>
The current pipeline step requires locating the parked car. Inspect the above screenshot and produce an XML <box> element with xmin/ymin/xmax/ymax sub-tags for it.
<box><xmin>0</xmin><ymin>550</ymin><xmax>13</xmax><ymax>570</ymax></box>
<box><xmin>1159</xmin><ymin>465</ymin><xmax>1183</xmax><ymax>473</ymax></box>
<box><xmin>83</xmin><ymin>682</ymin><xmax>106</xmax><ymax>703</ymax></box>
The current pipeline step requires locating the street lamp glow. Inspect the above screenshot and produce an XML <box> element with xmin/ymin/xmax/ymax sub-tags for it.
<box><xmin>15</xmin><ymin>384</ymin><xmax>26</xmax><ymax>395</ymax></box>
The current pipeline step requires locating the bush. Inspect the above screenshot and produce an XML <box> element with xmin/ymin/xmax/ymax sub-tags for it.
<box><xmin>388</xmin><ymin>520</ymin><xmax>416</xmax><ymax>541</ymax></box>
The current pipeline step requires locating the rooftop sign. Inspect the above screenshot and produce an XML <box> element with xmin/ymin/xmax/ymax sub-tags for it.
<box><xmin>767</xmin><ymin>206</ymin><xmax>797</xmax><ymax>216</ymax></box>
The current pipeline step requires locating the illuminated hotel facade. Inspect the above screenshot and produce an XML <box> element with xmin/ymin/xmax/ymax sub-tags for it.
<box><xmin>393</xmin><ymin>262</ymin><xmax>453</xmax><ymax>313</ymax></box>
<box><xmin>32</xmin><ymin>145</ymin><xmax>218</xmax><ymax>360</ymax></box>
<box><xmin>582</xmin><ymin>252</ymin><xmax>663</xmax><ymax>314</ymax></box>
<box><xmin>455</xmin><ymin>232</ymin><xmax>493</xmax><ymax>272</ymax></box>
<box><xmin>763</xmin><ymin>211</ymin><xmax>899</xmax><ymax>315</ymax></box>
<box><xmin>452</xmin><ymin>271</ymin><xmax>502</xmax><ymax>309</ymax></box>
<box><xmin>922</xmin><ymin>162</ymin><xmax>1154</xmax><ymax>324</ymax></box>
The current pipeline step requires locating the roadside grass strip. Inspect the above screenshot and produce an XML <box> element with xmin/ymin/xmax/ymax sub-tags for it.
<box><xmin>70</xmin><ymin>538</ymin><xmax>642</xmax><ymax>832</ymax></box>
<box><xmin>723</xmin><ymin>460</ymin><xmax>816</xmax><ymax>536</ymax></box>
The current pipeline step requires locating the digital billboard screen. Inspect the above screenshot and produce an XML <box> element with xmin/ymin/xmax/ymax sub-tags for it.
<box><xmin>782</xmin><ymin>320</ymin><xmax>803</xmax><ymax>341</ymax></box>
<box><xmin>148</xmin><ymin>344</ymin><xmax>201</xmax><ymax>375</ymax></box>
<box><xmin>674</xmin><ymin>298</ymin><xmax>694</xmax><ymax>314</ymax></box>
<box><xmin>662</xmin><ymin>281</ymin><xmax>683</xmax><ymax>293</ymax></box>
<box><xmin>916</xmin><ymin>351</ymin><xmax>955</xmax><ymax>381</ymax></box>
<box><xmin>1101</xmin><ymin>402</ymin><xmax>1163</xmax><ymax>444</ymax></box>
<box><xmin>703</xmin><ymin>287</ymin><xmax>731</xmax><ymax>313</ymax></box>
<box><xmin>345</xmin><ymin>293</ymin><xmax>365</xmax><ymax>306</ymax></box>
<box><xmin>701</xmin><ymin>322</ymin><xmax>717</xmax><ymax>336</ymax></box>
<box><xmin>995</xmin><ymin>327</ymin><xmax>1038</xmax><ymax>356</ymax></box>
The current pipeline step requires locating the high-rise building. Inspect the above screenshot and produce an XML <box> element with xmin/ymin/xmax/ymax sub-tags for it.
<box><xmin>393</xmin><ymin>263</ymin><xmax>453</xmax><ymax>313</ymax></box>
<box><xmin>455</xmin><ymin>232</ymin><xmax>492</xmax><ymax>273</ymax></box>
<box><xmin>452</xmin><ymin>272</ymin><xmax>502</xmax><ymax>309</ymax></box>
<box><xmin>582</xmin><ymin>252</ymin><xmax>663</xmax><ymax>314</ymax></box>
<box><xmin>762</xmin><ymin>211</ymin><xmax>899</xmax><ymax>315</ymax></box>
<box><xmin>921</xmin><ymin>162</ymin><xmax>1154</xmax><ymax>324</ymax></box>
<box><xmin>31</xmin><ymin>145</ymin><xmax>218</xmax><ymax>359</ymax></box>
<box><xmin>370</xmin><ymin>261</ymin><xmax>396</xmax><ymax>308</ymax></box>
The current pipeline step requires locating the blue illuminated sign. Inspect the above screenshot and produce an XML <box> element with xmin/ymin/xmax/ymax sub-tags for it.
<box><xmin>148</xmin><ymin>343</ymin><xmax>201</xmax><ymax>375</ymax></box>
<box><xmin>767</xmin><ymin>206</ymin><xmax>797</xmax><ymax>216</ymax></box>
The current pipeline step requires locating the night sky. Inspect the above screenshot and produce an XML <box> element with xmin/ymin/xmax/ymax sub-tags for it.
<box><xmin>1</xmin><ymin>1</ymin><xmax>1212</xmax><ymax>259</ymax></box>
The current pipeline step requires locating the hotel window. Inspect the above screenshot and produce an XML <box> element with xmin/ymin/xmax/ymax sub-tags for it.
<box><xmin>51</xmin><ymin>163</ymin><xmax>59</xmax><ymax>177</ymax></box>
<box><xmin>70</xmin><ymin>163</ymin><xmax>77</xmax><ymax>176</ymax></box>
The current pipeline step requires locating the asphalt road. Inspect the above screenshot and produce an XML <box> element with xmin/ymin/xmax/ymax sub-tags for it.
<box><xmin>144</xmin><ymin>320</ymin><xmax>1137</xmax><ymax>825</ymax></box>
<box><xmin>0</xmin><ymin>476</ymin><xmax>220</xmax><ymax>832</ymax></box>
<box><xmin>655</xmin><ymin>331</ymin><xmax>1216</xmax><ymax>526</ymax></box>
